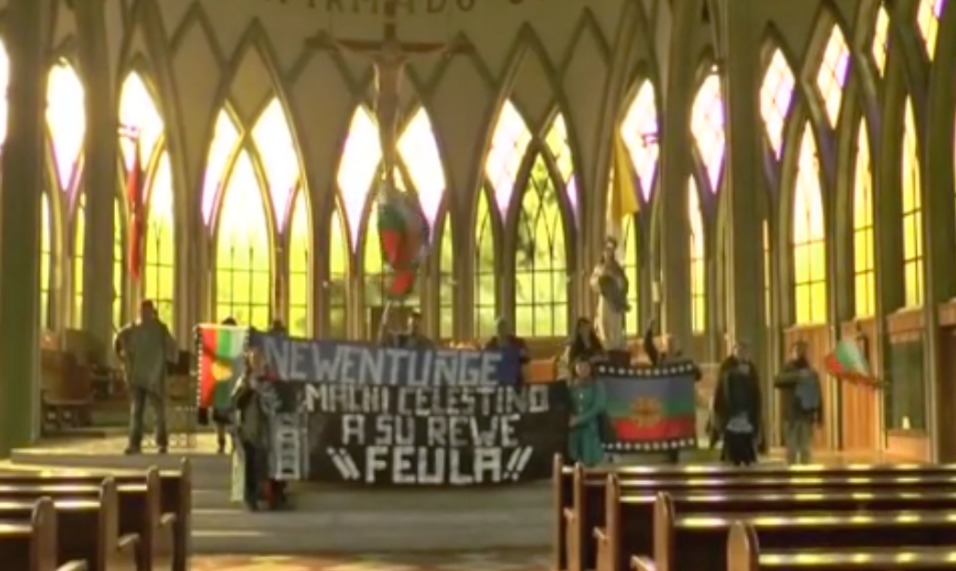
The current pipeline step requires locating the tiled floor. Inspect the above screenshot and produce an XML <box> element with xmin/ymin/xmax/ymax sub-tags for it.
<box><xmin>192</xmin><ymin>552</ymin><xmax>549</xmax><ymax>571</ymax></box>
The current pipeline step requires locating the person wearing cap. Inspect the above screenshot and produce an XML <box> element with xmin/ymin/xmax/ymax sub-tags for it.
<box><xmin>114</xmin><ymin>299</ymin><xmax>178</xmax><ymax>454</ymax></box>
<box><xmin>589</xmin><ymin>237</ymin><xmax>630</xmax><ymax>352</ymax></box>
<box><xmin>484</xmin><ymin>317</ymin><xmax>530</xmax><ymax>387</ymax></box>
<box><xmin>384</xmin><ymin>310</ymin><xmax>434</xmax><ymax>350</ymax></box>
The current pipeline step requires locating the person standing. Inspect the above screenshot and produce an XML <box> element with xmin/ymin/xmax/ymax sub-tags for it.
<box><xmin>485</xmin><ymin>317</ymin><xmax>530</xmax><ymax>387</ymax></box>
<box><xmin>114</xmin><ymin>300</ymin><xmax>177</xmax><ymax>454</ymax></box>
<box><xmin>712</xmin><ymin>342</ymin><xmax>763</xmax><ymax>466</ymax></box>
<box><xmin>567</xmin><ymin>359</ymin><xmax>608</xmax><ymax>467</ymax></box>
<box><xmin>231</xmin><ymin>349</ymin><xmax>270</xmax><ymax>511</ymax></box>
<box><xmin>384</xmin><ymin>310</ymin><xmax>434</xmax><ymax>350</ymax></box>
<box><xmin>775</xmin><ymin>341</ymin><xmax>822</xmax><ymax>464</ymax></box>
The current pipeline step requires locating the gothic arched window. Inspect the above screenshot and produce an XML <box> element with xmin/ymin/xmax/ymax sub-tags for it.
<box><xmin>473</xmin><ymin>188</ymin><xmax>498</xmax><ymax>339</ymax></box>
<box><xmin>853</xmin><ymin>120</ymin><xmax>876</xmax><ymax>317</ymax></box>
<box><xmin>437</xmin><ymin>216</ymin><xmax>454</xmax><ymax>340</ymax></box>
<box><xmin>288</xmin><ymin>190</ymin><xmax>311</xmax><ymax>336</ymax></box>
<box><xmin>792</xmin><ymin>124</ymin><xmax>828</xmax><ymax>325</ymax></box>
<box><xmin>113</xmin><ymin>198</ymin><xmax>124</xmax><ymax>329</ymax></box>
<box><xmin>145</xmin><ymin>153</ymin><xmax>175</xmax><ymax>327</ymax></box>
<box><xmin>815</xmin><ymin>26</ymin><xmax>851</xmax><ymax>127</ymax></box>
<box><xmin>760</xmin><ymin>49</ymin><xmax>795</xmax><ymax>158</ymax></box>
<box><xmin>916</xmin><ymin>0</ymin><xmax>944</xmax><ymax>59</ymax></box>
<box><xmin>72</xmin><ymin>193</ymin><xmax>85</xmax><ymax>327</ymax></box>
<box><xmin>621</xmin><ymin>81</ymin><xmax>659</xmax><ymax>200</ymax></box>
<box><xmin>328</xmin><ymin>207</ymin><xmax>349</xmax><ymax>337</ymax></box>
<box><xmin>688</xmin><ymin>179</ymin><xmax>706</xmax><ymax>333</ymax></box>
<box><xmin>902</xmin><ymin>98</ymin><xmax>924</xmax><ymax>307</ymax></box>
<box><xmin>40</xmin><ymin>192</ymin><xmax>52</xmax><ymax>329</ymax></box>
<box><xmin>691</xmin><ymin>73</ymin><xmax>725</xmax><ymax>192</ymax></box>
<box><xmin>872</xmin><ymin>5</ymin><xmax>891</xmax><ymax>75</ymax></box>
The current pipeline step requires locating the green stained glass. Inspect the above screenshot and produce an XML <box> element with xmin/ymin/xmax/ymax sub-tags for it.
<box><xmin>288</xmin><ymin>191</ymin><xmax>311</xmax><ymax>337</ymax></box>
<box><xmin>474</xmin><ymin>189</ymin><xmax>497</xmax><ymax>339</ymax></box>
<box><xmin>438</xmin><ymin>218</ymin><xmax>454</xmax><ymax>340</ymax></box>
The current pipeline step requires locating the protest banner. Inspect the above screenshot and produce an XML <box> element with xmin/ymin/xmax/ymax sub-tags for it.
<box><xmin>596</xmin><ymin>362</ymin><xmax>699</xmax><ymax>452</ymax></box>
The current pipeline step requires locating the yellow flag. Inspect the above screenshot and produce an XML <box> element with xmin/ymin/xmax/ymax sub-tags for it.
<box><xmin>608</xmin><ymin>134</ymin><xmax>639</xmax><ymax>224</ymax></box>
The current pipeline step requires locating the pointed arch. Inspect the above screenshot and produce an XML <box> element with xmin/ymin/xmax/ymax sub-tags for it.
<box><xmin>45</xmin><ymin>59</ymin><xmax>86</xmax><ymax>196</ymax></box>
<box><xmin>485</xmin><ymin>99</ymin><xmax>533</xmax><ymax>217</ymax></box>
<box><xmin>327</xmin><ymin>203</ymin><xmax>350</xmax><ymax>338</ymax></box>
<box><xmin>814</xmin><ymin>24</ymin><xmax>851</xmax><ymax>127</ymax></box>
<box><xmin>792</xmin><ymin>123</ymin><xmax>828</xmax><ymax>325</ymax></box>
<box><xmin>145</xmin><ymin>151</ymin><xmax>176</xmax><ymax>327</ymax></box>
<box><xmin>214</xmin><ymin>147</ymin><xmax>273</xmax><ymax>327</ymax></box>
<box><xmin>474</xmin><ymin>186</ymin><xmax>498</xmax><ymax>339</ymax></box>
<box><xmin>871</xmin><ymin>3</ymin><xmax>891</xmax><ymax>76</ymax></box>
<box><xmin>760</xmin><ymin>48</ymin><xmax>796</xmax><ymax>158</ymax></box>
<box><xmin>852</xmin><ymin>119</ymin><xmax>876</xmax><ymax>318</ymax></box>
<box><xmin>620</xmin><ymin>81</ymin><xmax>659</xmax><ymax>200</ymax></box>
<box><xmin>514</xmin><ymin>154</ymin><xmax>568</xmax><ymax>338</ymax></box>
<box><xmin>72</xmin><ymin>192</ymin><xmax>86</xmax><ymax>327</ymax></box>
<box><xmin>688</xmin><ymin>178</ymin><xmax>706</xmax><ymax>333</ymax></box>
<box><xmin>901</xmin><ymin>96</ymin><xmax>924</xmax><ymax>308</ymax></box>
<box><xmin>398</xmin><ymin>106</ymin><xmax>447</xmax><ymax>228</ymax></box>
<box><xmin>338</xmin><ymin>106</ymin><xmax>382</xmax><ymax>249</ymax></box>
<box><xmin>201</xmin><ymin>107</ymin><xmax>242</xmax><ymax>228</ymax></box>
<box><xmin>288</xmin><ymin>188</ymin><xmax>311</xmax><ymax>336</ymax></box>
<box><xmin>544</xmin><ymin>112</ymin><xmax>579</xmax><ymax>219</ymax></box>
<box><xmin>252</xmin><ymin>97</ymin><xmax>300</xmax><ymax>232</ymax></box>
<box><xmin>690</xmin><ymin>72</ymin><xmax>725</xmax><ymax>193</ymax></box>
<box><xmin>437</xmin><ymin>212</ymin><xmax>455</xmax><ymax>340</ymax></box>
<box><xmin>916</xmin><ymin>0</ymin><xmax>945</xmax><ymax>60</ymax></box>
<box><xmin>118</xmin><ymin>70</ymin><xmax>165</xmax><ymax>169</ymax></box>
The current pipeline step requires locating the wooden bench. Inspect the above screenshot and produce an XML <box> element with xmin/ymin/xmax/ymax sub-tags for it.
<box><xmin>0</xmin><ymin>497</ymin><xmax>89</xmax><ymax>571</ymax></box>
<box><xmin>653</xmin><ymin>494</ymin><xmax>956</xmax><ymax>571</ymax></box>
<box><xmin>726</xmin><ymin>521</ymin><xmax>956</xmax><ymax>570</ymax></box>
<box><xmin>597</xmin><ymin>480</ymin><xmax>956</xmax><ymax>571</ymax></box>
<box><xmin>0</xmin><ymin>469</ymin><xmax>173</xmax><ymax>571</ymax></box>
<box><xmin>0</xmin><ymin>459</ymin><xmax>190</xmax><ymax>571</ymax></box>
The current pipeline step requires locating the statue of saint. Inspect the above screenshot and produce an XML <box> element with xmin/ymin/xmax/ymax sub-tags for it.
<box><xmin>590</xmin><ymin>237</ymin><xmax>630</xmax><ymax>351</ymax></box>
<box><xmin>305</xmin><ymin>0</ymin><xmax>469</xmax><ymax>191</ymax></box>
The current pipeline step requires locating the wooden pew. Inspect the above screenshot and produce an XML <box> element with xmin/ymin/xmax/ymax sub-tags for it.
<box><xmin>726</xmin><ymin>521</ymin><xmax>956</xmax><ymax>571</ymax></box>
<box><xmin>599</xmin><ymin>478</ymin><xmax>956</xmax><ymax>571</ymax></box>
<box><xmin>0</xmin><ymin>459</ymin><xmax>190</xmax><ymax>571</ymax></box>
<box><xmin>653</xmin><ymin>493</ymin><xmax>956</xmax><ymax>571</ymax></box>
<box><xmin>0</xmin><ymin>497</ymin><xmax>88</xmax><ymax>571</ymax></box>
<box><xmin>0</xmin><ymin>470</ymin><xmax>172</xmax><ymax>571</ymax></box>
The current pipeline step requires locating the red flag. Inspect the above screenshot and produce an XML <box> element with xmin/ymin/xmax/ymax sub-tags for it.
<box><xmin>126</xmin><ymin>140</ymin><xmax>145</xmax><ymax>281</ymax></box>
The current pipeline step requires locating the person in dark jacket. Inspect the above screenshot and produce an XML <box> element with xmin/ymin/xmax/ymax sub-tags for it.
<box><xmin>713</xmin><ymin>342</ymin><xmax>763</xmax><ymax>466</ymax></box>
<box><xmin>485</xmin><ymin>317</ymin><xmax>530</xmax><ymax>387</ymax></box>
<box><xmin>775</xmin><ymin>341</ymin><xmax>822</xmax><ymax>465</ymax></box>
<box><xmin>231</xmin><ymin>349</ymin><xmax>270</xmax><ymax>511</ymax></box>
<box><xmin>568</xmin><ymin>317</ymin><xmax>605</xmax><ymax>365</ymax></box>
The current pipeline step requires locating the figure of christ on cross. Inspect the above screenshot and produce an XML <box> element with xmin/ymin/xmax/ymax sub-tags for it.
<box><xmin>305</xmin><ymin>0</ymin><xmax>470</xmax><ymax>193</ymax></box>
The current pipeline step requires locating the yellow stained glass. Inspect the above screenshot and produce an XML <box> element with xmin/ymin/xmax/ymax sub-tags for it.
<box><xmin>474</xmin><ymin>189</ymin><xmax>497</xmax><ymax>340</ymax></box>
<box><xmin>485</xmin><ymin>100</ymin><xmax>532</xmax><ymax>216</ymax></box>
<box><xmin>363</xmin><ymin>203</ymin><xmax>419</xmax><ymax>337</ymax></box>
<box><xmin>288</xmin><ymin>190</ymin><xmax>311</xmax><ymax>337</ymax></box>
<box><xmin>916</xmin><ymin>0</ymin><xmax>944</xmax><ymax>59</ymax></box>
<box><xmin>144</xmin><ymin>152</ymin><xmax>175</xmax><ymax>328</ymax></box>
<box><xmin>201</xmin><ymin>109</ymin><xmax>241</xmax><ymax>226</ymax></box>
<box><xmin>253</xmin><ymin>98</ymin><xmax>299</xmax><ymax>230</ymax></box>
<box><xmin>46</xmin><ymin>59</ymin><xmax>85</xmax><ymax>192</ymax></box>
<box><xmin>328</xmin><ymin>208</ymin><xmax>349</xmax><ymax>338</ymax></box>
<box><xmin>792</xmin><ymin>124</ymin><xmax>828</xmax><ymax>325</ymax></box>
<box><xmin>40</xmin><ymin>192</ymin><xmax>52</xmax><ymax>329</ymax></box>
<box><xmin>113</xmin><ymin>198</ymin><xmax>124</xmax><ymax>330</ymax></box>
<box><xmin>872</xmin><ymin>5</ymin><xmax>891</xmax><ymax>75</ymax></box>
<box><xmin>118</xmin><ymin>72</ymin><xmax>164</xmax><ymax>171</ymax></box>
<box><xmin>398</xmin><ymin>108</ymin><xmax>446</xmax><ymax>225</ymax></box>
<box><xmin>339</xmin><ymin>107</ymin><xmax>383</xmax><ymax>249</ymax></box>
<box><xmin>0</xmin><ymin>40</ymin><xmax>9</xmax><ymax>146</ymax></box>
<box><xmin>545</xmin><ymin>113</ymin><xmax>578</xmax><ymax>217</ymax></box>
<box><xmin>691</xmin><ymin>73</ymin><xmax>725</xmax><ymax>192</ymax></box>
<box><xmin>620</xmin><ymin>82</ymin><xmax>659</xmax><ymax>200</ymax></box>
<box><xmin>621</xmin><ymin>214</ymin><xmax>641</xmax><ymax>336</ymax></box>
<box><xmin>853</xmin><ymin>120</ymin><xmax>876</xmax><ymax>317</ymax></box>
<box><xmin>72</xmin><ymin>193</ymin><xmax>85</xmax><ymax>328</ymax></box>
<box><xmin>515</xmin><ymin>155</ymin><xmax>567</xmax><ymax>338</ymax></box>
<box><xmin>438</xmin><ymin>218</ymin><xmax>455</xmax><ymax>340</ymax></box>
<box><xmin>760</xmin><ymin>49</ymin><xmax>795</xmax><ymax>157</ymax></box>
<box><xmin>689</xmin><ymin>179</ymin><xmax>706</xmax><ymax>333</ymax></box>
<box><xmin>815</xmin><ymin>26</ymin><xmax>851</xmax><ymax>127</ymax></box>
<box><xmin>215</xmin><ymin>149</ymin><xmax>272</xmax><ymax>328</ymax></box>
<box><xmin>902</xmin><ymin>98</ymin><xmax>924</xmax><ymax>307</ymax></box>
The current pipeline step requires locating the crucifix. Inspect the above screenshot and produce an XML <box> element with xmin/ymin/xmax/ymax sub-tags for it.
<box><xmin>306</xmin><ymin>0</ymin><xmax>470</xmax><ymax>193</ymax></box>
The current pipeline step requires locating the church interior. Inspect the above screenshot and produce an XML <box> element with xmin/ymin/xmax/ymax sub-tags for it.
<box><xmin>0</xmin><ymin>0</ymin><xmax>956</xmax><ymax>568</ymax></box>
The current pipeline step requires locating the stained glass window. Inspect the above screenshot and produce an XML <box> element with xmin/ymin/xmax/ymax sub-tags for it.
<box><xmin>620</xmin><ymin>82</ymin><xmax>659</xmax><ymax>200</ymax></box>
<box><xmin>145</xmin><ymin>152</ymin><xmax>175</xmax><ymax>328</ymax></box>
<box><xmin>485</xmin><ymin>100</ymin><xmax>532</xmax><ymax>216</ymax></box>
<box><xmin>253</xmin><ymin>98</ymin><xmax>299</xmax><ymax>231</ymax></box>
<box><xmin>545</xmin><ymin>113</ymin><xmax>578</xmax><ymax>218</ymax></box>
<box><xmin>327</xmin><ymin>208</ymin><xmax>349</xmax><ymax>338</ymax></box>
<box><xmin>621</xmin><ymin>214</ymin><xmax>641</xmax><ymax>336</ymax></box>
<box><xmin>72</xmin><ymin>193</ymin><xmax>86</xmax><ymax>328</ymax></box>
<box><xmin>872</xmin><ymin>5</ymin><xmax>891</xmax><ymax>75</ymax></box>
<box><xmin>215</xmin><ymin>150</ymin><xmax>272</xmax><ymax>328</ymax></box>
<box><xmin>515</xmin><ymin>155</ymin><xmax>568</xmax><ymax>338</ymax></box>
<box><xmin>688</xmin><ymin>179</ymin><xmax>706</xmax><ymax>333</ymax></box>
<box><xmin>113</xmin><ymin>198</ymin><xmax>124</xmax><ymax>330</ymax></box>
<box><xmin>438</xmin><ymin>217</ymin><xmax>455</xmax><ymax>340</ymax></box>
<box><xmin>0</xmin><ymin>41</ymin><xmax>9</xmax><ymax>146</ymax></box>
<box><xmin>763</xmin><ymin>220</ymin><xmax>772</xmax><ymax>326</ymax></box>
<box><xmin>398</xmin><ymin>108</ymin><xmax>446</xmax><ymax>226</ymax></box>
<box><xmin>902</xmin><ymin>98</ymin><xmax>924</xmax><ymax>307</ymax></box>
<box><xmin>338</xmin><ymin>107</ymin><xmax>382</xmax><ymax>249</ymax></box>
<box><xmin>118</xmin><ymin>72</ymin><xmax>164</xmax><ymax>171</ymax></box>
<box><xmin>690</xmin><ymin>73</ymin><xmax>725</xmax><ymax>192</ymax></box>
<box><xmin>815</xmin><ymin>26</ymin><xmax>851</xmax><ymax>127</ymax></box>
<box><xmin>288</xmin><ymin>191</ymin><xmax>311</xmax><ymax>337</ymax></box>
<box><xmin>364</xmin><ymin>203</ymin><xmax>419</xmax><ymax>336</ymax></box>
<box><xmin>40</xmin><ymin>192</ymin><xmax>52</xmax><ymax>329</ymax></box>
<box><xmin>201</xmin><ymin>109</ymin><xmax>241</xmax><ymax>227</ymax></box>
<box><xmin>792</xmin><ymin>124</ymin><xmax>828</xmax><ymax>325</ymax></box>
<box><xmin>853</xmin><ymin>121</ymin><xmax>876</xmax><ymax>318</ymax></box>
<box><xmin>916</xmin><ymin>0</ymin><xmax>944</xmax><ymax>59</ymax></box>
<box><xmin>45</xmin><ymin>60</ymin><xmax>85</xmax><ymax>194</ymax></box>
<box><xmin>760</xmin><ymin>50</ymin><xmax>795</xmax><ymax>157</ymax></box>
<box><xmin>474</xmin><ymin>189</ymin><xmax>498</xmax><ymax>340</ymax></box>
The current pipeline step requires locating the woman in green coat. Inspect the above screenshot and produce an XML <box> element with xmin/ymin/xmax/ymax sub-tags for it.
<box><xmin>567</xmin><ymin>359</ymin><xmax>608</xmax><ymax>466</ymax></box>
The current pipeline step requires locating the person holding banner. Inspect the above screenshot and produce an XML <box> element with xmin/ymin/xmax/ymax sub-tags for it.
<box><xmin>567</xmin><ymin>358</ymin><xmax>608</xmax><ymax>467</ymax></box>
<box><xmin>231</xmin><ymin>348</ymin><xmax>271</xmax><ymax>511</ymax></box>
<box><xmin>484</xmin><ymin>317</ymin><xmax>530</xmax><ymax>387</ymax></box>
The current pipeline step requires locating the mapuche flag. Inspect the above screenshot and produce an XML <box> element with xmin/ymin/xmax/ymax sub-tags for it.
<box><xmin>825</xmin><ymin>339</ymin><xmax>876</xmax><ymax>383</ymax></box>
<box><xmin>377</xmin><ymin>190</ymin><xmax>430</xmax><ymax>298</ymax></box>
<box><xmin>196</xmin><ymin>324</ymin><xmax>247</xmax><ymax>409</ymax></box>
<box><xmin>126</xmin><ymin>139</ymin><xmax>145</xmax><ymax>281</ymax></box>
